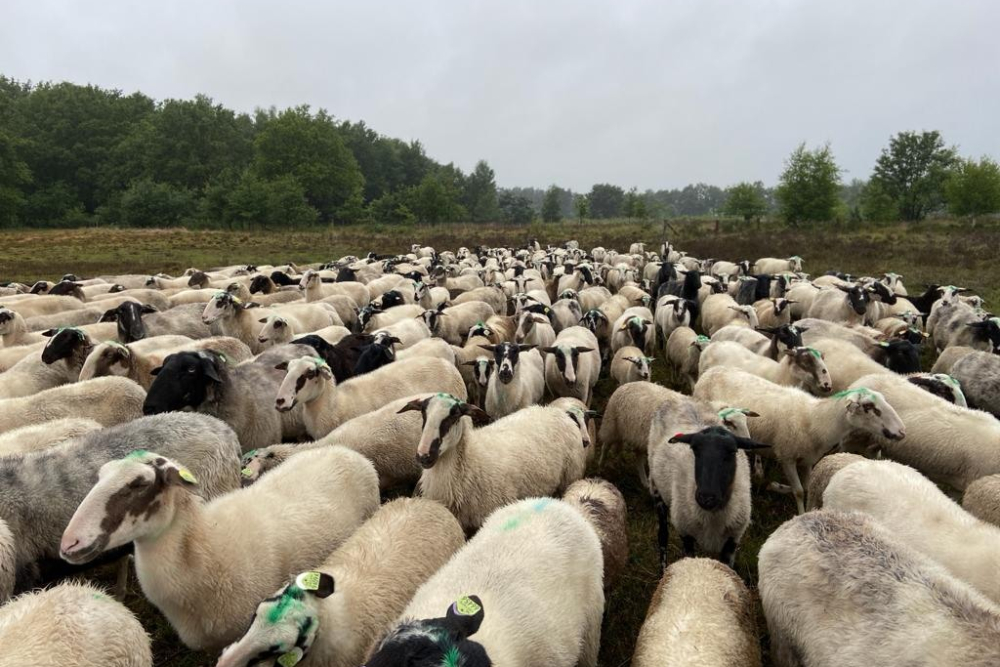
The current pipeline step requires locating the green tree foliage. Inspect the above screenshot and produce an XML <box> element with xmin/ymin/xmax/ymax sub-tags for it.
<box><xmin>945</xmin><ymin>157</ymin><xmax>1000</xmax><ymax>217</ymax></box>
<box><xmin>541</xmin><ymin>186</ymin><xmax>562</xmax><ymax>222</ymax></box>
<box><xmin>859</xmin><ymin>180</ymin><xmax>899</xmax><ymax>222</ymax></box>
<box><xmin>117</xmin><ymin>178</ymin><xmax>197</xmax><ymax>228</ymax></box>
<box><xmin>587</xmin><ymin>183</ymin><xmax>625</xmax><ymax>218</ymax></box>
<box><xmin>870</xmin><ymin>131</ymin><xmax>957</xmax><ymax>220</ymax></box>
<box><xmin>723</xmin><ymin>181</ymin><xmax>769</xmax><ymax>222</ymax></box>
<box><xmin>574</xmin><ymin>195</ymin><xmax>589</xmax><ymax>223</ymax></box>
<box><xmin>462</xmin><ymin>160</ymin><xmax>499</xmax><ymax>222</ymax></box>
<box><xmin>499</xmin><ymin>190</ymin><xmax>534</xmax><ymax>225</ymax></box>
<box><xmin>775</xmin><ymin>143</ymin><xmax>842</xmax><ymax>224</ymax></box>
<box><xmin>412</xmin><ymin>173</ymin><xmax>467</xmax><ymax>223</ymax></box>
<box><xmin>0</xmin><ymin>132</ymin><xmax>31</xmax><ymax>227</ymax></box>
<box><xmin>224</xmin><ymin>172</ymin><xmax>318</xmax><ymax>229</ymax></box>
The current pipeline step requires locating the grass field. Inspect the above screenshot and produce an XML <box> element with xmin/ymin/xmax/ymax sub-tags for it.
<box><xmin>7</xmin><ymin>220</ymin><xmax>998</xmax><ymax>667</ymax></box>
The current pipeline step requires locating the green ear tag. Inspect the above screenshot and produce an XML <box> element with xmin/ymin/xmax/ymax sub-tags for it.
<box><xmin>241</xmin><ymin>467</ymin><xmax>254</xmax><ymax>478</ymax></box>
<box><xmin>277</xmin><ymin>648</ymin><xmax>304</xmax><ymax>667</ymax></box>
<box><xmin>454</xmin><ymin>596</ymin><xmax>481</xmax><ymax>616</ymax></box>
<box><xmin>296</xmin><ymin>571</ymin><xmax>322</xmax><ymax>591</ymax></box>
<box><xmin>178</xmin><ymin>468</ymin><xmax>197</xmax><ymax>484</ymax></box>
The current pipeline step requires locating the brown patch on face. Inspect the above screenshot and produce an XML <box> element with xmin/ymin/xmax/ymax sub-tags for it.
<box><xmin>98</xmin><ymin>468</ymin><xmax>169</xmax><ymax>540</ymax></box>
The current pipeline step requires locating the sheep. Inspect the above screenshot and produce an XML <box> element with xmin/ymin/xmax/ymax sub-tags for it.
<box><xmin>666</xmin><ymin>326</ymin><xmax>710</xmax><ymax>389</ymax></box>
<box><xmin>78</xmin><ymin>336</ymin><xmax>250</xmax><ymax>389</ymax></box>
<box><xmin>754</xmin><ymin>255</ymin><xmax>803</xmax><ymax>275</ymax></box>
<box><xmin>713</xmin><ymin>323</ymin><xmax>805</xmax><ymax>359</ymax></box>
<box><xmin>754</xmin><ymin>297</ymin><xmax>794</xmax><ymax>328</ymax></box>
<box><xmin>804</xmin><ymin>337</ymin><xmax>908</xmax><ymax>392</ymax></box>
<box><xmin>930</xmin><ymin>303</ymin><xmax>999</xmax><ymax>352</ymax></box>
<box><xmin>805</xmin><ymin>452</ymin><xmax>867</xmax><ymax>510</ymax></box>
<box><xmin>824</xmin><ymin>459</ymin><xmax>1000</xmax><ymax>604</ymax></box>
<box><xmin>907</xmin><ymin>372</ymin><xmax>968</xmax><ymax>406</ymax></box>
<box><xmin>562</xmin><ymin>478</ymin><xmax>628</xmax><ymax>589</ymax></box>
<box><xmin>759</xmin><ymin>510</ymin><xmax>1000</xmax><ymax>667</ymax></box>
<box><xmin>598</xmin><ymin>381</ymin><xmax>679</xmax><ymax>474</ymax></box>
<box><xmin>422</xmin><ymin>301</ymin><xmax>496</xmax><ymax>345</ymax></box>
<box><xmin>364</xmin><ymin>497</ymin><xmax>603</xmax><ymax>667</ymax></box>
<box><xmin>402</xmin><ymin>394</ymin><xmax>587</xmax><ymax>532</ymax></box>
<box><xmin>274</xmin><ymin>356</ymin><xmax>466</xmax><ymax>439</ymax></box>
<box><xmin>0</xmin><ymin>418</ymin><xmax>103</xmax><ymax>456</ymax></box>
<box><xmin>610</xmin><ymin>345</ymin><xmax>653</xmax><ymax>384</ymax></box>
<box><xmin>543</xmin><ymin>326</ymin><xmax>601</xmax><ymax>405</ymax></box>
<box><xmin>514</xmin><ymin>307</ymin><xmax>557</xmax><ymax>349</ymax></box>
<box><xmin>371</xmin><ymin>317</ymin><xmax>431</xmax><ymax>350</ymax></box>
<box><xmin>99</xmin><ymin>300</ymin><xmax>211</xmax><ymax>342</ymax></box>
<box><xmin>394</xmin><ymin>335</ymin><xmax>456</xmax><ymax>365</ymax></box>
<box><xmin>91</xmin><ymin>287</ymin><xmax>172</xmax><ymax>311</ymax></box>
<box><xmin>482</xmin><ymin>343</ymin><xmax>545</xmax><ymax>418</ymax></box>
<box><xmin>0</xmin><ymin>328</ymin><xmax>91</xmax><ymax>399</ymax></box>
<box><xmin>0</xmin><ymin>307</ymin><xmax>47</xmax><ymax>347</ymax></box>
<box><xmin>577</xmin><ymin>285</ymin><xmax>612</xmax><ymax>311</ymax></box>
<box><xmin>931</xmin><ymin>344</ymin><xmax>975</xmax><ymax>373</ymax></box>
<box><xmin>60</xmin><ymin>445</ymin><xmax>378</xmax><ymax>651</ymax></box>
<box><xmin>611</xmin><ymin>306</ymin><xmax>656</xmax><ymax>356</ymax></box>
<box><xmin>202</xmin><ymin>292</ymin><xmax>340</xmax><ymax>353</ymax></box>
<box><xmin>0</xmin><ymin>295</ymin><xmax>86</xmax><ymax>319</ymax></box>
<box><xmin>700</xmin><ymin>293</ymin><xmax>759</xmax><ymax>336</ymax></box>
<box><xmin>694</xmin><ymin>367</ymin><xmax>906</xmax><ymax>514</ymax></box>
<box><xmin>700</xmin><ymin>342</ymin><xmax>833</xmax><ymax>394</ymax></box>
<box><xmin>632</xmin><ymin>558</ymin><xmax>761</xmax><ymax>667</ymax></box>
<box><xmin>0</xmin><ymin>582</ymin><xmax>152</xmax><ymax>667</ymax></box>
<box><xmin>143</xmin><ymin>345</ymin><xmax>316</xmax><ymax>451</ymax></box>
<box><xmin>949</xmin><ymin>350</ymin><xmax>1000</xmax><ymax>417</ymax></box>
<box><xmin>257</xmin><ymin>312</ymin><xmax>351</xmax><ymax>348</ymax></box>
<box><xmin>0</xmin><ymin>376</ymin><xmax>146</xmax><ymax>435</ymax></box>
<box><xmin>216</xmin><ymin>498</ymin><xmax>465</xmax><ymax>667</ymax></box>
<box><xmin>413</xmin><ymin>280</ymin><xmax>450</xmax><ymax>310</ymax></box>
<box><xmin>0</xmin><ymin>412</ymin><xmax>241</xmax><ymax>601</ymax></box>
<box><xmin>806</xmin><ymin>284</ymin><xmax>873</xmax><ymax>325</ymax></box>
<box><xmin>654</xmin><ymin>294</ymin><xmax>692</xmax><ymax>340</ymax></box>
<box><xmin>841</xmin><ymin>372</ymin><xmax>1000</xmax><ymax>492</ymax></box>
<box><xmin>357</xmin><ymin>303</ymin><xmax>424</xmax><ymax>333</ymax></box>
<box><xmin>300</xmin><ymin>270</ymin><xmax>371</xmax><ymax>307</ymax></box>
<box><xmin>23</xmin><ymin>306</ymin><xmax>106</xmax><ymax>331</ymax></box>
<box><xmin>964</xmin><ymin>475</ymin><xmax>1000</xmax><ymax>527</ymax></box>
<box><xmin>450</xmin><ymin>285</ymin><xmax>507</xmax><ymax>315</ymax></box>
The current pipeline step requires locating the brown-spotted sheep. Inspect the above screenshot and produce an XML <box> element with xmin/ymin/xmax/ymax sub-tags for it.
<box><xmin>563</xmin><ymin>478</ymin><xmax>628</xmax><ymax>589</ymax></box>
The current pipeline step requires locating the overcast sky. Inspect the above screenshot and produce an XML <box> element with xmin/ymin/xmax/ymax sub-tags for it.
<box><xmin>3</xmin><ymin>0</ymin><xmax>997</xmax><ymax>191</ymax></box>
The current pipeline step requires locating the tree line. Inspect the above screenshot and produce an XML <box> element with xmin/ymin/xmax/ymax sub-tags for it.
<box><xmin>1</xmin><ymin>75</ymin><xmax>998</xmax><ymax>228</ymax></box>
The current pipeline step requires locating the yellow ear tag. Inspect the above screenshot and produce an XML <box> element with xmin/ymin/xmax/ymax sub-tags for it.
<box><xmin>178</xmin><ymin>468</ymin><xmax>197</xmax><ymax>484</ymax></box>
<box><xmin>454</xmin><ymin>596</ymin><xmax>481</xmax><ymax>616</ymax></box>
<box><xmin>277</xmin><ymin>648</ymin><xmax>303</xmax><ymax>667</ymax></box>
<box><xmin>241</xmin><ymin>467</ymin><xmax>254</xmax><ymax>478</ymax></box>
<box><xmin>296</xmin><ymin>571</ymin><xmax>322</xmax><ymax>591</ymax></box>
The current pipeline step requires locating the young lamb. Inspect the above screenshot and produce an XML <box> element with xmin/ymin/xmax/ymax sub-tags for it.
<box><xmin>754</xmin><ymin>256</ymin><xmax>803</xmax><ymax>275</ymax></box>
<box><xmin>665</xmin><ymin>327</ymin><xmax>710</xmax><ymax>389</ymax></box>
<box><xmin>0</xmin><ymin>418</ymin><xmax>103</xmax><ymax>456</ymax></box>
<box><xmin>824</xmin><ymin>459</ymin><xmax>1000</xmax><ymax>604</ymax></box>
<box><xmin>60</xmin><ymin>446</ymin><xmax>379</xmax><ymax>651</ymax></box>
<box><xmin>274</xmin><ymin>355</ymin><xmax>465</xmax><ymax>439</ymax></box>
<box><xmin>0</xmin><ymin>376</ymin><xmax>146</xmax><ymax>435</ymax></box>
<box><xmin>632</xmin><ymin>558</ymin><xmax>761</xmax><ymax>667</ymax></box>
<box><xmin>963</xmin><ymin>475</ymin><xmax>1000</xmax><ymax>527</ymax></box>
<box><xmin>804</xmin><ymin>452</ymin><xmax>866</xmax><ymax>510</ymax></box>
<box><xmin>694</xmin><ymin>367</ymin><xmax>906</xmax><ymax>514</ymax></box>
<box><xmin>949</xmin><ymin>350</ymin><xmax>1000</xmax><ymax>417</ymax></box>
<box><xmin>610</xmin><ymin>306</ymin><xmax>656</xmax><ymax>356</ymax></box>
<box><xmin>610</xmin><ymin>345</ymin><xmax>653</xmax><ymax>385</ymax></box>
<box><xmin>365</xmin><ymin>497</ymin><xmax>604</xmax><ymax>667</ymax></box>
<box><xmin>79</xmin><ymin>336</ymin><xmax>252</xmax><ymax>389</ymax></box>
<box><xmin>0</xmin><ymin>412</ymin><xmax>241</xmax><ymax>601</ymax></box>
<box><xmin>699</xmin><ymin>341</ymin><xmax>833</xmax><ymax>395</ymax></box>
<box><xmin>482</xmin><ymin>342</ymin><xmax>545</xmax><ymax>418</ymax></box>
<box><xmin>143</xmin><ymin>345</ymin><xmax>315</xmax><ymax>451</ymax></box>
<box><xmin>700</xmin><ymin>293</ymin><xmax>760</xmax><ymax>337</ymax></box>
<box><xmin>216</xmin><ymin>498</ymin><xmax>465</xmax><ymax>667</ymax></box>
<box><xmin>840</xmin><ymin>372</ymin><xmax>1000</xmax><ymax>492</ymax></box>
<box><xmin>0</xmin><ymin>307</ymin><xmax>47</xmax><ymax>347</ymax></box>
<box><xmin>759</xmin><ymin>510</ymin><xmax>1000</xmax><ymax>667</ymax></box>
<box><xmin>542</xmin><ymin>326</ymin><xmax>601</xmax><ymax>405</ymax></box>
<box><xmin>299</xmin><ymin>269</ymin><xmax>371</xmax><ymax>307</ymax></box>
<box><xmin>0</xmin><ymin>582</ymin><xmax>152</xmax><ymax>667</ymax></box>
<box><xmin>562</xmin><ymin>478</ymin><xmax>628</xmax><ymax>589</ymax></box>
<box><xmin>401</xmin><ymin>394</ymin><xmax>587</xmax><ymax>532</ymax></box>
<box><xmin>754</xmin><ymin>297</ymin><xmax>794</xmax><ymax>328</ymax></box>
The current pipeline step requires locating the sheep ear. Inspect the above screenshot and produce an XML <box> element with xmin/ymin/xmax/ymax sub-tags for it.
<box><xmin>258</xmin><ymin>318</ymin><xmax>269</xmax><ymax>323</ymax></box>
<box><xmin>743</xmin><ymin>410</ymin><xmax>760</xmax><ymax>418</ymax></box>
<box><xmin>573</xmin><ymin>346</ymin><xmax>594</xmax><ymax>354</ymax></box>
<box><xmin>99</xmin><ymin>309</ymin><xmax>118</xmax><ymax>322</ymax></box>
<box><xmin>274</xmin><ymin>361</ymin><xmax>289</xmax><ymax>371</ymax></box>
<box><xmin>584</xmin><ymin>410</ymin><xmax>602</xmax><ymax>422</ymax></box>
<box><xmin>734</xmin><ymin>436</ymin><xmax>770</xmax><ymax>450</ymax></box>
<box><xmin>517</xmin><ymin>344</ymin><xmax>537</xmax><ymax>352</ymax></box>
<box><xmin>540</xmin><ymin>346</ymin><xmax>559</xmax><ymax>354</ymax></box>
<box><xmin>460</xmin><ymin>403</ymin><xmax>492</xmax><ymax>426</ymax></box>
<box><xmin>295</xmin><ymin>571</ymin><xmax>335</xmax><ymax>599</ymax></box>
<box><xmin>141</xmin><ymin>304</ymin><xmax>158</xmax><ymax>314</ymax></box>
<box><xmin>668</xmin><ymin>432</ymin><xmax>694</xmax><ymax>444</ymax></box>
<box><xmin>202</xmin><ymin>357</ymin><xmax>222</xmax><ymax>383</ymax></box>
<box><xmin>42</xmin><ymin>328</ymin><xmax>57</xmax><ymax>337</ymax></box>
<box><xmin>396</xmin><ymin>397</ymin><xmax>427</xmax><ymax>414</ymax></box>
<box><xmin>444</xmin><ymin>595</ymin><xmax>485</xmax><ymax>640</ymax></box>
<box><xmin>149</xmin><ymin>366</ymin><xmax>162</xmax><ymax>376</ymax></box>
<box><xmin>478</xmin><ymin>344</ymin><xmax>498</xmax><ymax>353</ymax></box>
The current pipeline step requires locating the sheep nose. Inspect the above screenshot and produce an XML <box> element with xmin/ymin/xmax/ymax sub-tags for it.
<box><xmin>60</xmin><ymin>537</ymin><xmax>79</xmax><ymax>555</ymax></box>
<box><xmin>696</xmin><ymin>492</ymin><xmax>721</xmax><ymax>511</ymax></box>
<box><xmin>276</xmin><ymin>397</ymin><xmax>286</xmax><ymax>407</ymax></box>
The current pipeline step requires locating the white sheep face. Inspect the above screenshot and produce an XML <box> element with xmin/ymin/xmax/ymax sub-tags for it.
<box><xmin>840</xmin><ymin>389</ymin><xmax>906</xmax><ymax>440</ymax></box>
<box><xmin>257</xmin><ymin>316</ymin><xmax>289</xmax><ymax>347</ymax></box>
<box><xmin>275</xmin><ymin>358</ymin><xmax>332</xmax><ymax>411</ymax></box>
<box><xmin>202</xmin><ymin>294</ymin><xmax>235</xmax><ymax>324</ymax></box>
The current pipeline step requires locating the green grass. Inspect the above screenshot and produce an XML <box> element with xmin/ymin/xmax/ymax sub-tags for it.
<box><xmin>13</xmin><ymin>220</ymin><xmax>996</xmax><ymax>666</ymax></box>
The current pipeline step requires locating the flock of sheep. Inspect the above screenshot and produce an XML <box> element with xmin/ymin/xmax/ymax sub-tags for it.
<box><xmin>0</xmin><ymin>239</ymin><xmax>999</xmax><ymax>666</ymax></box>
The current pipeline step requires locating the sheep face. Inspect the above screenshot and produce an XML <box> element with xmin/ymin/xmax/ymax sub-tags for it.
<box><xmin>470</xmin><ymin>358</ymin><xmax>494</xmax><ymax>389</ymax></box>
<box><xmin>622</xmin><ymin>316</ymin><xmax>652</xmax><ymax>352</ymax></box>
<box><xmin>0</xmin><ymin>308</ymin><xmax>14</xmax><ymax>333</ymax></box>
<box><xmin>717</xmin><ymin>407</ymin><xmax>756</xmax><ymax>438</ymax></box>
<box><xmin>257</xmin><ymin>315</ymin><xmax>289</xmax><ymax>346</ymax></box>
<box><xmin>623</xmin><ymin>355</ymin><xmax>653</xmax><ymax>381</ymax></box>
<box><xmin>366</xmin><ymin>596</ymin><xmax>489</xmax><ymax>667</ymax></box>
<box><xmin>144</xmin><ymin>351</ymin><xmax>224</xmax><ymax>415</ymax></box>
<box><xmin>785</xmin><ymin>347</ymin><xmax>833</xmax><ymax>394</ymax></box>
<box><xmin>79</xmin><ymin>342</ymin><xmax>131</xmax><ymax>381</ymax></box>
<box><xmin>202</xmin><ymin>292</ymin><xmax>240</xmax><ymax>325</ymax></box>
<box><xmin>59</xmin><ymin>451</ymin><xmax>197</xmax><ymax>564</ymax></box>
<box><xmin>563</xmin><ymin>406</ymin><xmax>599</xmax><ymax>449</ymax></box>
<box><xmin>40</xmin><ymin>327</ymin><xmax>91</xmax><ymax>365</ymax></box>
<box><xmin>274</xmin><ymin>358</ymin><xmax>332</xmax><ymax>412</ymax></box>
<box><xmin>298</xmin><ymin>271</ymin><xmax>321</xmax><ymax>291</ymax></box>
<box><xmin>482</xmin><ymin>343</ymin><xmax>532</xmax><ymax>385</ymax></box>
<box><xmin>879</xmin><ymin>340</ymin><xmax>921</xmax><ymax>374</ymax></box>
<box><xmin>248</xmin><ymin>275</ymin><xmax>271</xmax><ymax>294</ymax></box>
<box><xmin>543</xmin><ymin>345</ymin><xmax>594</xmax><ymax>386</ymax></box>
<box><xmin>47</xmin><ymin>280</ymin><xmax>84</xmax><ymax>298</ymax></box>
<box><xmin>99</xmin><ymin>300</ymin><xmax>157</xmax><ymax>343</ymax></box>
<box><xmin>967</xmin><ymin>318</ymin><xmax>1000</xmax><ymax>353</ymax></box>
<box><xmin>187</xmin><ymin>271</ymin><xmax>210</xmax><ymax>289</ymax></box>
<box><xmin>401</xmin><ymin>394</ymin><xmax>490</xmax><ymax>468</ymax></box>
<box><xmin>836</xmin><ymin>284</ymin><xmax>871</xmax><ymax>315</ymax></box>
<box><xmin>837</xmin><ymin>388</ymin><xmax>906</xmax><ymax>440</ymax></box>
<box><xmin>867</xmin><ymin>281</ymin><xmax>898</xmax><ymax>306</ymax></box>
<box><xmin>669</xmin><ymin>426</ymin><xmax>770</xmax><ymax>511</ymax></box>
<box><xmin>420</xmin><ymin>308</ymin><xmax>443</xmax><ymax>334</ymax></box>
<box><xmin>216</xmin><ymin>572</ymin><xmax>333</xmax><ymax>667</ymax></box>
<box><xmin>379</xmin><ymin>290</ymin><xmax>405</xmax><ymax>309</ymax></box>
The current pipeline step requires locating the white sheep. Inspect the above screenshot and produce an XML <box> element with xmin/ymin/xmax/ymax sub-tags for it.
<box><xmin>759</xmin><ymin>510</ymin><xmax>1000</xmax><ymax>667</ymax></box>
<box><xmin>0</xmin><ymin>376</ymin><xmax>146</xmax><ymax>435</ymax></box>
<box><xmin>274</xmin><ymin>355</ymin><xmax>466</xmax><ymax>439</ymax></box>
<box><xmin>401</xmin><ymin>394</ymin><xmax>588</xmax><ymax>531</ymax></box>
<box><xmin>514</xmin><ymin>308</ymin><xmax>557</xmax><ymax>349</ymax></box>
<box><xmin>610</xmin><ymin>306</ymin><xmax>656</xmax><ymax>356</ymax></box>
<box><xmin>632</xmin><ymin>558</ymin><xmax>761</xmax><ymax>667</ymax></box>
<box><xmin>299</xmin><ymin>270</ymin><xmax>370</xmax><ymax>307</ymax></box>
<box><xmin>358</xmin><ymin>303</ymin><xmax>424</xmax><ymax>333</ymax></box>
<box><xmin>610</xmin><ymin>345</ymin><xmax>653</xmax><ymax>384</ymax></box>
<box><xmin>963</xmin><ymin>475</ymin><xmax>1000</xmax><ymax>527</ymax></box>
<box><xmin>365</xmin><ymin>497</ymin><xmax>604</xmax><ymax>667</ymax></box>
<box><xmin>543</xmin><ymin>326</ymin><xmax>600</xmax><ymax>405</ymax></box>
<box><xmin>754</xmin><ymin>256</ymin><xmax>803</xmax><ymax>275</ymax></box>
<box><xmin>216</xmin><ymin>498</ymin><xmax>465</xmax><ymax>667</ymax></box>
<box><xmin>422</xmin><ymin>301</ymin><xmax>496</xmax><ymax>345</ymax></box>
<box><xmin>665</xmin><ymin>327</ymin><xmax>711</xmax><ymax>389</ymax></box>
<box><xmin>371</xmin><ymin>317</ymin><xmax>431</xmax><ymax>350</ymax></box>
<box><xmin>841</xmin><ymin>372</ymin><xmax>1000</xmax><ymax>492</ymax></box>
<box><xmin>699</xmin><ymin>341</ymin><xmax>832</xmax><ymax>394</ymax></box>
<box><xmin>694</xmin><ymin>367</ymin><xmax>906</xmax><ymax>514</ymax></box>
<box><xmin>60</xmin><ymin>446</ymin><xmax>379</xmax><ymax>651</ymax></box>
<box><xmin>0</xmin><ymin>308</ymin><xmax>47</xmax><ymax>347</ymax></box>
<box><xmin>79</xmin><ymin>336</ymin><xmax>251</xmax><ymax>389</ymax></box>
<box><xmin>700</xmin><ymin>293</ymin><xmax>760</xmax><ymax>336</ymax></box>
<box><xmin>805</xmin><ymin>452</ymin><xmax>867</xmax><ymax>510</ymax></box>
<box><xmin>931</xmin><ymin>345</ymin><xmax>975</xmax><ymax>374</ymax></box>
<box><xmin>483</xmin><ymin>343</ymin><xmax>545</xmax><ymax>418</ymax></box>
<box><xmin>0</xmin><ymin>582</ymin><xmax>152</xmax><ymax>667</ymax></box>
<box><xmin>654</xmin><ymin>294</ymin><xmax>692</xmax><ymax>341</ymax></box>
<box><xmin>806</xmin><ymin>285</ymin><xmax>872</xmax><ymax>325</ymax></box>
<box><xmin>754</xmin><ymin>297</ymin><xmax>794</xmax><ymax>328</ymax></box>
<box><xmin>562</xmin><ymin>478</ymin><xmax>628</xmax><ymax>589</ymax></box>
<box><xmin>0</xmin><ymin>418</ymin><xmax>103</xmax><ymax>456</ymax></box>
<box><xmin>824</xmin><ymin>458</ymin><xmax>1000</xmax><ymax>604</ymax></box>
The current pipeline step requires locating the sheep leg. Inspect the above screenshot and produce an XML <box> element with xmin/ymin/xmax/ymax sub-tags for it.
<box><xmin>636</xmin><ymin>456</ymin><xmax>650</xmax><ymax>493</ymax></box>
<box><xmin>718</xmin><ymin>537</ymin><xmax>737</xmax><ymax>568</ymax></box>
<box><xmin>577</xmin><ymin>607</ymin><xmax>602</xmax><ymax>667</ymax></box>
<box><xmin>752</xmin><ymin>453</ymin><xmax>765</xmax><ymax>480</ymax></box>
<box><xmin>681</xmin><ymin>535</ymin><xmax>696</xmax><ymax>557</ymax></box>
<box><xmin>653</xmin><ymin>489</ymin><xmax>670</xmax><ymax>573</ymax></box>
<box><xmin>780</xmin><ymin>459</ymin><xmax>806</xmax><ymax>514</ymax></box>
<box><xmin>797</xmin><ymin>461</ymin><xmax>813</xmax><ymax>510</ymax></box>
<box><xmin>113</xmin><ymin>554</ymin><xmax>132</xmax><ymax>600</ymax></box>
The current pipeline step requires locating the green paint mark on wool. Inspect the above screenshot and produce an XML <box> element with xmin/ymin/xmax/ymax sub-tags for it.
<box><xmin>805</xmin><ymin>347</ymin><xmax>822</xmax><ymax>359</ymax></box>
<box><xmin>442</xmin><ymin>644</ymin><xmax>462</xmax><ymax>667</ymax></box>
<box><xmin>267</xmin><ymin>586</ymin><xmax>304</xmax><ymax>625</ymax></box>
<box><xmin>832</xmin><ymin>387</ymin><xmax>873</xmax><ymax>399</ymax></box>
<box><xmin>125</xmin><ymin>450</ymin><xmax>150</xmax><ymax>460</ymax></box>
